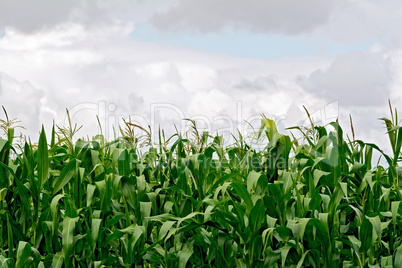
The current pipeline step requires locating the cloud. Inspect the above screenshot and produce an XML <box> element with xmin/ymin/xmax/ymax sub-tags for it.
<box><xmin>389</xmin><ymin>49</ymin><xmax>402</xmax><ymax>108</ymax></box>
<box><xmin>234</xmin><ymin>76</ymin><xmax>278</xmax><ymax>92</ymax></box>
<box><xmin>0</xmin><ymin>8</ymin><xmax>398</xmax><ymax>151</ymax></box>
<box><xmin>150</xmin><ymin>0</ymin><xmax>335</xmax><ymax>35</ymax></box>
<box><xmin>0</xmin><ymin>0</ymin><xmax>175</xmax><ymax>33</ymax></box>
<box><xmin>0</xmin><ymin>72</ymin><xmax>44</xmax><ymax>137</ymax></box>
<box><xmin>0</xmin><ymin>0</ymin><xmax>82</xmax><ymax>32</ymax></box>
<box><xmin>0</xmin><ymin>21</ymin><xmax>134</xmax><ymax>51</ymax></box>
<box><xmin>305</xmin><ymin>0</ymin><xmax>402</xmax><ymax>49</ymax></box>
<box><xmin>147</xmin><ymin>0</ymin><xmax>402</xmax><ymax>56</ymax></box>
<box><xmin>298</xmin><ymin>51</ymin><xmax>392</xmax><ymax>107</ymax></box>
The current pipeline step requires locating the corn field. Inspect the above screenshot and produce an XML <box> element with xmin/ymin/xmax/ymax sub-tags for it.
<box><xmin>1</xmin><ymin>105</ymin><xmax>402</xmax><ymax>268</ymax></box>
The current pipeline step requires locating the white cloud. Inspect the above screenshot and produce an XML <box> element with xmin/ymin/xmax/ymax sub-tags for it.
<box><xmin>0</xmin><ymin>72</ymin><xmax>44</xmax><ymax>138</ymax></box>
<box><xmin>189</xmin><ymin>88</ymin><xmax>229</xmax><ymax>115</ymax></box>
<box><xmin>0</xmin><ymin>21</ymin><xmax>327</xmax><ymax>141</ymax></box>
<box><xmin>178</xmin><ymin>64</ymin><xmax>217</xmax><ymax>93</ymax></box>
<box><xmin>316</xmin><ymin>0</ymin><xmax>402</xmax><ymax>45</ymax></box>
<box><xmin>0</xmin><ymin>24</ymin><xmax>87</xmax><ymax>50</ymax></box>
<box><xmin>0</xmin><ymin>21</ymin><xmax>135</xmax><ymax>50</ymax></box>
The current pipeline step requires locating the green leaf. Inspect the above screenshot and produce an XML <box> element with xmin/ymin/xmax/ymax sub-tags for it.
<box><xmin>359</xmin><ymin>218</ymin><xmax>373</xmax><ymax>253</ymax></box>
<box><xmin>6</xmin><ymin>213</ymin><xmax>14</xmax><ymax>259</ymax></box>
<box><xmin>15</xmin><ymin>241</ymin><xmax>31</xmax><ymax>268</ymax></box>
<box><xmin>296</xmin><ymin>250</ymin><xmax>311</xmax><ymax>268</ymax></box>
<box><xmin>279</xmin><ymin>171</ymin><xmax>294</xmax><ymax>194</ymax></box>
<box><xmin>231</xmin><ymin>182</ymin><xmax>253</xmax><ymax>213</ymax></box>
<box><xmin>249</xmin><ymin>199</ymin><xmax>265</xmax><ymax>233</ymax></box>
<box><xmin>52</xmin><ymin>159</ymin><xmax>80</xmax><ymax>194</ymax></box>
<box><xmin>86</xmin><ymin>184</ymin><xmax>97</xmax><ymax>207</ymax></box>
<box><xmin>395</xmin><ymin>244</ymin><xmax>402</xmax><ymax>268</ymax></box>
<box><xmin>280</xmin><ymin>245</ymin><xmax>292</xmax><ymax>268</ymax></box>
<box><xmin>62</xmin><ymin>216</ymin><xmax>79</xmax><ymax>265</ymax></box>
<box><xmin>91</xmin><ymin>219</ymin><xmax>102</xmax><ymax>250</ymax></box>
<box><xmin>392</xmin><ymin>201</ymin><xmax>401</xmax><ymax>230</ymax></box>
<box><xmin>178</xmin><ymin>242</ymin><xmax>193</xmax><ymax>268</ymax></box>
<box><xmin>313</xmin><ymin>169</ymin><xmax>330</xmax><ymax>187</ymax></box>
<box><xmin>52</xmin><ymin>252</ymin><xmax>63</xmax><ymax>268</ymax></box>
<box><xmin>37</xmin><ymin>125</ymin><xmax>49</xmax><ymax>190</ymax></box>
<box><xmin>158</xmin><ymin>221</ymin><xmax>176</xmax><ymax>241</ymax></box>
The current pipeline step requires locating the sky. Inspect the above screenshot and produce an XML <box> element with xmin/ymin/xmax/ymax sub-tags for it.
<box><xmin>0</xmin><ymin>0</ymin><xmax>401</xmax><ymax>151</ymax></box>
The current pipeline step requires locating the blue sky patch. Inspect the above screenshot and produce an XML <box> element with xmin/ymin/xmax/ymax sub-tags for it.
<box><xmin>132</xmin><ymin>26</ymin><xmax>374</xmax><ymax>59</ymax></box>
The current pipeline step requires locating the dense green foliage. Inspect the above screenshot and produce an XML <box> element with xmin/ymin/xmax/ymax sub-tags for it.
<box><xmin>1</xmin><ymin>107</ymin><xmax>402</xmax><ymax>267</ymax></box>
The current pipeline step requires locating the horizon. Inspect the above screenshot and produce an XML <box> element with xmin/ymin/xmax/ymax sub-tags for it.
<box><xmin>0</xmin><ymin>0</ymin><xmax>400</xmax><ymax>154</ymax></box>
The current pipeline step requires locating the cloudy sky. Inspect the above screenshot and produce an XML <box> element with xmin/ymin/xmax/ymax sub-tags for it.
<box><xmin>0</xmin><ymin>0</ymin><xmax>401</xmax><ymax>149</ymax></box>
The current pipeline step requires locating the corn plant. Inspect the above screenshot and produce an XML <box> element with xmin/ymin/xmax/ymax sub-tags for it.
<box><xmin>0</xmin><ymin>105</ymin><xmax>402</xmax><ymax>267</ymax></box>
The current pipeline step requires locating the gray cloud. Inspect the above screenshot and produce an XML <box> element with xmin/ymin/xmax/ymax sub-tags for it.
<box><xmin>2</xmin><ymin>0</ymin><xmax>402</xmax><ymax>51</ymax></box>
<box><xmin>234</xmin><ymin>75</ymin><xmax>278</xmax><ymax>92</ymax></box>
<box><xmin>150</xmin><ymin>0</ymin><xmax>335</xmax><ymax>34</ymax></box>
<box><xmin>0</xmin><ymin>0</ymin><xmax>175</xmax><ymax>33</ymax></box>
<box><xmin>298</xmin><ymin>51</ymin><xmax>392</xmax><ymax>107</ymax></box>
<box><xmin>0</xmin><ymin>0</ymin><xmax>81</xmax><ymax>32</ymax></box>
